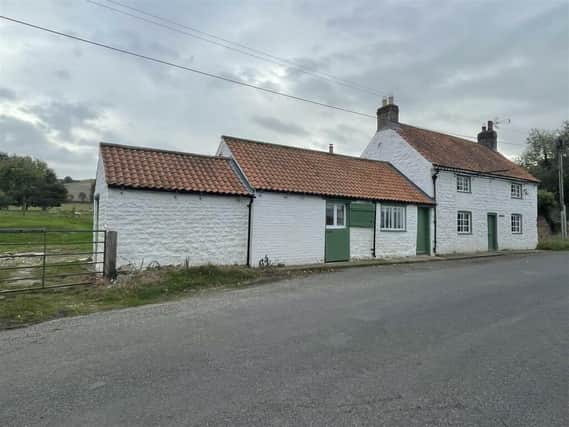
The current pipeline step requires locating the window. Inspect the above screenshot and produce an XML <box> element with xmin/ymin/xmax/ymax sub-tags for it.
<box><xmin>380</xmin><ymin>205</ymin><xmax>406</xmax><ymax>231</ymax></box>
<box><xmin>511</xmin><ymin>214</ymin><xmax>522</xmax><ymax>233</ymax></box>
<box><xmin>326</xmin><ymin>202</ymin><xmax>346</xmax><ymax>228</ymax></box>
<box><xmin>457</xmin><ymin>175</ymin><xmax>471</xmax><ymax>193</ymax></box>
<box><xmin>511</xmin><ymin>183</ymin><xmax>523</xmax><ymax>199</ymax></box>
<box><xmin>457</xmin><ymin>211</ymin><xmax>472</xmax><ymax>234</ymax></box>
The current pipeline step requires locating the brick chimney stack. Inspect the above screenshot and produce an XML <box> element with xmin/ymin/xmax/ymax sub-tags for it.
<box><xmin>477</xmin><ymin>120</ymin><xmax>497</xmax><ymax>151</ymax></box>
<box><xmin>377</xmin><ymin>96</ymin><xmax>399</xmax><ymax>131</ymax></box>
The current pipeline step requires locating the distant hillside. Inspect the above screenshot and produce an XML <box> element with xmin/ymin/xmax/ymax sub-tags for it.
<box><xmin>64</xmin><ymin>179</ymin><xmax>94</xmax><ymax>203</ymax></box>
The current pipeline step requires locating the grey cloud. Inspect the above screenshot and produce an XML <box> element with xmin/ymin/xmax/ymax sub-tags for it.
<box><xmin>0</xmin><ymin>88</ymin><xmax>16</xmax><ymax>100</ymax></box>
<box><xmin>253</xmin><ymin>116</ymin><xmax>309</xmax><ymax>137</ymax></box>
<box><xmin>0</xmin><ymin>115</ymin><xmax>97</xmax><ymax>177</ymax></box>
<box><xmin>26</xmin><ymin>101</ymin><xmax>102</xmax><ymax>140</ymax></box>
<box><xmin>54</xmin><ymin>69</ymin><xmax>71</xmax><ymax>80</ymax></box>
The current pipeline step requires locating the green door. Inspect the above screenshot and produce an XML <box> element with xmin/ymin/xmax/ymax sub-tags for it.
<box><xmin>325</xmin><ymin>201</ymin><xmax>349</xmax><ymax>262</ymax></box>
<box><xmin>416</xmin><ymin>207</ymin><xmax>430</xmax><ymax>255</ymax></box>
<box><xmin>487</xmin><ymin>213</ymin><xmax>498</xmax><ymax>251</ymax></box>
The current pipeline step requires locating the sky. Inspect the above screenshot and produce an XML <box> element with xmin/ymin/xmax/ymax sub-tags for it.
<box><xmin>0</xmin><ymin>0</ymin><xmax>568</xmax><ymax>179</ymax></box>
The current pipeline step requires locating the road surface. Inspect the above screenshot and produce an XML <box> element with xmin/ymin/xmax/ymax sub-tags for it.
<box><xmin>1</xmin><ymin>253</ymin><xmax>567</xmax><ymax>426</ymax></box>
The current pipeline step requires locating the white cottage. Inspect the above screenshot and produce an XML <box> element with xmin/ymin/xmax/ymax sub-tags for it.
<box><xmin>362</xmin><ymin>99</ymin><xmax>539</xmax><ymax>254</ymax></box>
<box><xmin>94</xmin><ymin>137</ymin><xmax>435</xmax><ymax>269</ymax></box>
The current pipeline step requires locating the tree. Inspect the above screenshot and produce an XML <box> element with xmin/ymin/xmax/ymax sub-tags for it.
<box><xmin>0</xmin><ymin>154</ymin><xmax>67</xmax><ymax>213</ymax></box>
<box><xmin>518</xmin><ymin>121</ymin><xmax>569</xmax><ymax>201</ymax></box>
<box><xmin>78</xmin><ymin>192</ymin><xmax>87</xmax><ymax>202</ymax></box>
<box><xmin>0</xmin><ymin>190</ymin><xmax>12</xmax><ymax>209</ymax></box>
<box><xmin>518</xmin><ymin>121</ymin><xmax>569</xmax><ymax>230</ymax></box>
<box><xmin>63</xmin><ymin>176</ymin><xmax>73</xmax><ymax>183</ymax></box>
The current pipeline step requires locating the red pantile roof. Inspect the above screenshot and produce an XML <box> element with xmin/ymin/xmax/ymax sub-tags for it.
<box><xmin>222</xmin><ymin>136</ymin><xmax>434</xmax><ymax>205</ymax></box>
<box><xmin>396</xmin><ymin>124</ymin><xmax>538</xmax><ymax>182</ymax></box>
<box><xmin>99</xmin><ymin>143</ymin><xmax>251</xmax><ymax>196</ymax></box>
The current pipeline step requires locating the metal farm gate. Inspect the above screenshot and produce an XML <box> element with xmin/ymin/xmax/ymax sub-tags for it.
<box><xmin>0</xmin><ymin>229</ymin><xmax>114</xmax><ymax>293</ymax></box>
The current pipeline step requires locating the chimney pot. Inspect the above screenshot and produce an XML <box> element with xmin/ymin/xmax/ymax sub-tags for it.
<box><xmin>382</xmin><ymin>97</ymin><xmax>388</xmax><ymax>107</ymax></box>
<box><xmin>329</xmin><ymin>143</ymin><xmax>334</xmax><ymax>154</ymax></box>
<box><xmin>478</xmin><ymin>120</ymin><xmax>498</xmax><ymax>151</ymax></box>
<box><xmin>376</xmin><ymin>98</ymin><xmax>399</xmax><ymax>131</ymax></box>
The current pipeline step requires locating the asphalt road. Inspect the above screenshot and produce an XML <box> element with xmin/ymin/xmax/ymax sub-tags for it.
<box><xmin>1</xmin><ymin>253</ymin><xmax>567</xmax><ymax>426</ymax></box>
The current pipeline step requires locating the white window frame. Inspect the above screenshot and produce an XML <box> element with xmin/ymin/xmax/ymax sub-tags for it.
<box><xmin>326</xmin><ymin>202</ymin><xmax>346</xmax><ymax>229</ymax></box>
<box><xmin>511</xmin><ymin>183</ymin><xmax>523</xmax><ymax>199</ymax></box>
<box><xmin>456</xmin><ymin>175</ymin><xmax>471</xmax><ymax>193</ymax></box>
<box><xmin>380</xmin><ymin>205</ymin><xmax>406</xmax><ymax>231</ymax></box>
<box><xmin>511</xmin><ymin>213</ymin><xmax>523</xmax><ymax>234</ymax></box>
<box><xmin>457</xmin><ymin>211</ymin><xmax>472</xmax><ymax>234</ymax></box>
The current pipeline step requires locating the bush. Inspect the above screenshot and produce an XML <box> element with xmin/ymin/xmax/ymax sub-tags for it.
<box><xmin>537</xmin><ymin>237</ymin><xmax>569</xmax><ymax>251</ymax></box>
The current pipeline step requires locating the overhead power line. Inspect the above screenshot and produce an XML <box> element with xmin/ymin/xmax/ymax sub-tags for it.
<box><xmin>0</xmin><ymin>15</ymin><xmax>376</xmax><ymax>119</ymax></box>
<box><xmin>0</xmin><ymin>14</ymin><xmax>527</xmax><ymax>148</ymax></box>
<box><xmin>86</xmin><ymin>0</ymin><xmax>383</xmax><ymax>97</ymax></box>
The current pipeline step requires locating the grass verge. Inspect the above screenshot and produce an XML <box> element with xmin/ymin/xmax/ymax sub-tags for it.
<box><xmin>537</xmin><ymin>237</ymin><xmax>569</xmax><ymax>251</ymax></box>
<box><xmin>0</xmin><ymin>265</ymin><xmax>320</xmax><ymax>330</ymax></box>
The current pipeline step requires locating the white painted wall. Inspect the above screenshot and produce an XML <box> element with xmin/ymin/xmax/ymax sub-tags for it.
<box><xmin>375</xmin><ymin>203</ymin><xmax>419</xmax><ymax>257</ymax></box>
<box><xmin>98</xmin><ymin>187</ymin><xmax>250</xmax><ymax>268</ymax></box>
<box><xmin>436</xmin><ymin>171</ymin><xmax>538</xmax><ymax>253</ymax></box>
<box><xmin>350</xmin><ymin>227</ymin><xmax>374</xmax><ymax>259</ymax></box>
<box><xmin>93</xmin><ymin>157</ymin><xmax>109</xmax><ymax>270</ymax></box>
<box><xmin>251</xmin><ymin>191</ymin><xmax>325</xmax><ymax>266</ymax></box>
<box><xmin>362</xmin><ymin>128</ymin><xmax>434</xmax><ymax>197</ymax></box>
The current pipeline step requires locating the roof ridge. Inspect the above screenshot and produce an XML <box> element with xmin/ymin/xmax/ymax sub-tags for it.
<box><xmin>222</xmin><ymin>135</ymin><xmax>393</xmax><ymax>166</ymax></box>
<box><xmin>398</xmin><ymin>123</ymin><xmax>477</xmax><ymax>145</ymax></box>
<box><xmin>100</xmin><ymin>142</ymin><xmax>233</xmax><ymax>161</ymax></box>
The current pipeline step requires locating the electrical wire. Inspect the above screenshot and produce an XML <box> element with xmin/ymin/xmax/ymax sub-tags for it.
<box><xmin>0</xmin><ymin>14</ymin><xmax>527</xmax><ymax>148</ymax></box>
<box><xmin>86</xmin><ymin>0</ymin><xmax>383</xmax><ymax>97</ymax></box>
<box><xmin>0</xmin><ymin>15</ymin><xmax>376</xmax><ymax>119</ymax></box>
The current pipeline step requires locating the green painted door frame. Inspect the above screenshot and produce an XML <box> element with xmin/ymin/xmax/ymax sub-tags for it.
<box><xmin>416</xmin><ymin>207</ymin><xmax>430</xmax><ymax>255</ymax></box>
<box><xmin>325</xmin><ymin>200</ymin><xmax>350</xmax><ymax>262</ymax></box>
<box><xmin>487</xmin><ymin>213</ymin><xmax>498</xmax><ymax>251</ymax></box>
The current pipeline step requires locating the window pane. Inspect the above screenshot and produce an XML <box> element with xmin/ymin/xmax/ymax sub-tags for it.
<box><xmin>336</xmin><ymin>204</ymin><xmax>345</xmax><ymax>226</ymax></box>
<box><xmin>326</xmin><ymin>205</ymin><xmax>334</xmax><ymax>226</ymax></box>
<box><xmin>457</xmin><ymin>211</ymin><xmax>470</xmax><ymax>233</ymax></box>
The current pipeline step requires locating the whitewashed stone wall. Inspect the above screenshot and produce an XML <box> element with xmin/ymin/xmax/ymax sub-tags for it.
<box><xmin>362</xmin><ymin>129</ymin><xmax>434</xmax><ymax>197</ymax></box>
<box><xmin>350</xmin><ymin>227</ymin><xmax>374</xmax><ymax>259</ymax></box>
<box><xmin>93</xmin><ymin>158</ymin><xmax>109</xmax><ymax>270</ymax></box>
<box><xmin>436</xmin><ymin>171</ymin><xmax>538</xmax><ymax>253</ymax></box>
<box><xmin>251</xmin><ymin>192</ymin><xmax>325</xmax><ymax>266</ymax></box>
<box><xmin>375</xmin><ymin>203</ymin><xmax>419</xmax><ymax>257</ymax></box>
<box><xmin>99</xmin><ymin>187</ymin><xmax>249</xmax><ymax>268</ymax></box>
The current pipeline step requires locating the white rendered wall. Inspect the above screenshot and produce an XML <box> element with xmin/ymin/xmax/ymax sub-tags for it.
<box><xmin>350</xmin><ymin>227</ymin><xmax>374</xmax><ymax>259</ymax></box>
<box><xmin>251</xmin><ymin>191</ymin><xmax>325</xmax><ymax>266</ymax></box>
<box><xmin>436</xmin><ymin>171</ymin><xmax>538</xmax><ymax>253</ymax></box>
<box><xmin>100</xmin><ymin>188</ymin><xmax>249</xmax><ymax>268</ymax></box>
<box><xmin>375</xmin><ymin>203</ymin><xmax>419</xmax><ymax>257</ymax></box>
<box><xmin>362</xmin><ymin>129</ymin><xmax>434</xmax><ymax>197</ymax></box>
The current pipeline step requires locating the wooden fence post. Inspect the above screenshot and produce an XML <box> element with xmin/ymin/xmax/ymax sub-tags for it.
<box><xmin>104</xmin><ymin>231</ymin><xmax>117</xmax><ymax>280</ymax></box>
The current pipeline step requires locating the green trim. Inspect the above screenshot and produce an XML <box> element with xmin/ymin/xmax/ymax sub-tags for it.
<box><xmin>350</xmin><ymin>202</ymin><xmax>375</xmax><ymax>228</ymax></box>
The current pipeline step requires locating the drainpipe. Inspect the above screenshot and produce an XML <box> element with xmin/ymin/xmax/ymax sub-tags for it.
<box><xmin>246</xmin><ymin>197</ymin><xmax>254</xmax><ymax>267</ymax></box>
<box><xmin>372</xmin><ymin>202</ymin><xmax>377</xmax><ymax>258</ymax></box>
<box><xmin>432</xmin><ymin>170</ymin><xmax>439</xmax><ymax>255</ymax></box>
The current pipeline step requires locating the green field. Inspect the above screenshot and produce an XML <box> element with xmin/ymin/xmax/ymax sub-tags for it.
<box><xmin>0</xmin><ymin>204</ymin><xmax>93</xmax><ymax>252</ymax></box>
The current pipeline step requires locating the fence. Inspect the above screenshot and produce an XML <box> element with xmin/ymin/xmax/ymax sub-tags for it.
<box><xmin>0</xmin><ymin>229</ymin><xmax>116</xmax><ymax>293</ymax></box>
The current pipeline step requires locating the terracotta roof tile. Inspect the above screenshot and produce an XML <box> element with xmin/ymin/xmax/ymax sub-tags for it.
<box><xmin>223</xmin><ymin>136</ymin><xmax>434</xmax><ymax>205</ymax></box>
<box><xmin>100</xmin><ymin>143</ymin><xmax>250</xmax><ymax>196</ymax></box>
<box><xmin>396</xmin><ymin>124</ymin><xmax>538</xmax><ymax>182</ymax></box>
